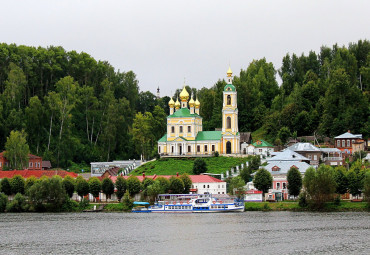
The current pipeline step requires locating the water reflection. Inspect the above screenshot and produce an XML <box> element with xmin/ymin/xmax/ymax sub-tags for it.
<box><xmin>0</xmin><ymin>212</ymin><xmax>368</xmax><ymax>254</ymax></box>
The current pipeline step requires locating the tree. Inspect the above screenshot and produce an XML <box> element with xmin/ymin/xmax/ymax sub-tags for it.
<box><xmin>4</xmin><ymin>130</ymin><xmax>30</xmax><ymax>170</ymax></box>
<box><xmin>127</xmin><ymin>176</ymin><xmax>141</xmax><ymax>196</ymax></box>
<box><xmin>180</xmin><ymin>173</ymin><xmax>192</xmax><ymax>194</ymax></box>
<box><xmin>10</xmin><ymin>175</ymin><xmax>25</xmax><ymax>195</ymax></box>
<box><xmin>0</xmin><ymin>178</ymin><xmax>12</xmax><ymax>196</ymax></box>
<box><xmin>228</xmin><ymin>176</ymin><xmax>245</xmax><ymax>198</ymax></box>
<box><xmin>169</xmin><ymin>177</ymin><xmax>185</xmax><ymax>194</ymax></box>
<box><xmin>6</xmin><ymin>193</ymin><xmax>26</xmax><ymax>212</ymax></box>
<box><xmin>303</xmin><ymin>165</ymin><xmax>336</xmax><ymax>208</ymax></box>
<box><xmin>75</xmin><ymin>176</ymin><xmax>89</xmax><ymax>200</ymax></box>
<box><xmin>141</xmin><ymin>178</ymin><xmax>155</xmax><ymax>197</ymax></box>
<box><xmin>347</xmin><ymin>170</ymin><xmax>362</xmax><ymax>199</ymax></box>
<box><xmin>0</xmin><ymin>193</ymin><xmax>7</xmax><ymax>212</ymax></box>
<box><xmin>240</xmin><ymin>167</ymin><xmax>252</xmax><ymax>183</ymax></box>
<box><xmin>101</xmin><ymin>178</ymin><xmax>114</xmax><ymax>201</ymax></box>
<box><xmin>364</xmin><ymin>171</ymin><xmax>370</xmax><ymax>203</ymax></box>
<box><xmin>63</xmin><ymin>176</ymin><xmax>75</xmax><ymax>198</ymax></box>
<box><xmin>334</xmin><ymin>167</ymin><xmax>348</xmax><ymax>195</ymax></box>
<box><xmin>25</xmin><ymin>176</ymin><xmax>37</xmax><ymax>193</ymax></box>
<box><xmin>253</xmin><ymin>168</ymin><xmax>273</xmax><ymax>200</ymax></box>
<box><xmin>115</xmin><ymin>176</ymin><xmax>127</xmax><ymax>202</ymax></box>
<box><xmin>193</xmin><ymin>158</ymin><xmax>207</xmax><ymax>175</ymax></box>
<box><xmin>132</xmin><ymin>112</ymin><xmax>154</xmax><ymax>160</ymax></box>
<box><xmin>88</xmin><ymin>177</ymin><xmax>101</xmax><ymax>200</ymax></box>
<box><xmin>287</xmin><ymin>167</ymin><xmax>302</xmax><ymax>198</ymax></box>
<box><xmin>155</xmin><ymin>177</ymin><xmax>170</xmax><ymax>193</ymax></box>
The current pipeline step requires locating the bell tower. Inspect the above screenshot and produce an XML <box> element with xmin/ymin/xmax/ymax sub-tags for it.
<box><xmin>221</xmin><ymin>67</ymin><xmax>240</xmax><ymax>154</ymax></box>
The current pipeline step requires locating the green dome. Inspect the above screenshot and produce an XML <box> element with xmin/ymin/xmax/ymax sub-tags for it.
<box><xmin>224</xmin><ymin>84</ymin><xmax>236</xmax><ymax>92</ymax></box>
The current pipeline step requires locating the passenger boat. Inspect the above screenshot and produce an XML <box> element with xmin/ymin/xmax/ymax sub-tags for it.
<box><xmin>145</xmin><ymin>194</ymin><xmax>244</xmax><ymax>213</ymax></box>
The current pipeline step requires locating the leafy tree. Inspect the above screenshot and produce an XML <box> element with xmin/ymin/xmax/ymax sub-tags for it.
<box><xmin>63</xmin><ymin>176</ymin><xmax>75</xmax><ymax>198</ymax></box>
<box><xmin>155</xmin><ymin>177</ymin><xmax>170</xmax><ymax>193</ymax></box>
<box><xmin>169</xmin><ymin>177</ymin><xmax>185</xmax><ymax>194</ymax></box>
<box><xmin>240</xmin><ymin>167</ymin><xmax>252</xmax><ymax>183</ymax></box>
<box><xmin>88</xmin><ymin>177</ymin><xmax>101</xmax><ymax>199</ymax></box>
<box><xmin>347</xmin><ymin>170</ymin><xmax>362</xmax><ymax>199</ymax></box>
<box><xmin>303</xmin><ymin>165</ymin><xmax>337</xmax><ymax>208</ymax></box>
<box><xmin>147</xmin><ymin>181</ymin><xmax>162</xmax><ymax>202</ymax></box>
<box><xmin>132</xmin><ymin>112</ymin><xmax>154</xmax><ymax>160</ymax></box>
<box><xmin>121</xmin><ymin>190</ymin><xmax>133</xmax><ymax>210</ymax></box>
<box><xmin>287</xmin><ymin>167</ymin><xmax>302</xmax><ymax>198</ymax></box>
<box><xmin>334</xmin><ymin>167</ymin><xmax>348</xmax><ymax>195</ymax></box>
<box><xmin>253</xmin><ymin>168</ymin><xmax>273</xmax><ymax>200</ymax></box>
<box><xmin>25</xmin><ymin>176</ymin><xmax>37</xmax><ymax>193</ymax></box>
<box><xmin>75</xmin><ymin>176</ymin><xmax>89</xmax><ymax>200</ymax></box>
<box><xmin>4</xmin><ymin>130</ymin><xmax>30</xmax><ymax>170</ymax></box>
<box><xmin>193</xmin><ymin>158</ymin><xmax>207</xmax><ymax>175</ymax></box>
<box><xmin>0</xmin><ymin>193</ymin><xmax>7</xmax><ymax>212</ymax></box>
<box><xmin>0</xmin><ymin>178</ymin><xmax>12</xmax><ymax>196</ymax></box>
<box><xmin>180</xmin><ymin>173</ymin><xmax>192</xmax><ymax>194</ymax></box>
<box><xmin>127</xmin><ymin>176</ymin><xmax>141</xmax><ymax>196</ymax></box>
<box><xmin>6</xmin><ymin>193</ymin><xmax>26</xmax><ymax>212</ymax></box>
<box><xmin>101</xmin><ymin>178</ymin><xmax>114</xmax><ymax>201</ymax></box>
<box><xmin>10</xmin><ymin>175</ymin><xmax>25</xmax><ymax>195</ymax></box>
<box><xmin>141</xmin><ymin>178</ymin><xmax>155</xmax><ymax>197</ymax></box>
<box><xmin>115</xmin><ymin>176</ymin><xmax>127</xmax><ymax>202</ymax></box>
<box><xmin>228</xmin><ymin>176</ymin><xmax>245</xmax><ymax>198</ymax></box>
<box><xmin>364</xmin><ymin>171</ymin><xmax>370</xmax><ymax>203</ymax></box>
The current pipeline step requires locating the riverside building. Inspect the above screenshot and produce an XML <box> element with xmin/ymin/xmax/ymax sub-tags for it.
<box><xmin>158</xmin><ymin>68</ymin><xmax>240</xmax><ymax>156</ymax></box>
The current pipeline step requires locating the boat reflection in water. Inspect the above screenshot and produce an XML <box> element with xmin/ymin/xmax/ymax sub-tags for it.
<box><xmin>137</xmin><ymin>194</ymin><xmax>244</xmax><ymax>213</ymax></box>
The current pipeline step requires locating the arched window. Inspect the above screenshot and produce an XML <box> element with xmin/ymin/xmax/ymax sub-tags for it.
<box><xmin>227</xmin><ymin>117</ymin><xmax>231</xmax><ymax>129</ymax></box>
<box><xmin>227</xmin><ymin>95</ymin><xmax>231</xmax><ymax>105</ymax></box>
<box><xmin>180</xmin><ymin>126</ymin><xmax>183</xmax><ymax>133</ymax></box>
<box><xmin>171</xmin><ymin>126</ymin><xmax>175</xmax><ymax>133</ymax></box>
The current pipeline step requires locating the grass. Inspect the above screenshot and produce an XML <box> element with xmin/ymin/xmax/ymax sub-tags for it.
<box><xmin>251</xmin><ymin>127</ymin><xmax>267</xmax><ymax>142</ymax></box>
<box><xmin>130</xmin><ymin>156</ymin><xmax>251</xmax><ymax>176</ymax></box>
<box><xmin>244</xmin><ymin>201</ymin><xmax>369</xmax><ymax>212</ymax></box>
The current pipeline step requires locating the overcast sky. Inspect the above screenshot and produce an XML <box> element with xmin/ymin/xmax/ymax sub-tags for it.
<box><xmin>1</xmin><ymin>0</ymin><xmax>369</xmax><ymax>96</ymax></box>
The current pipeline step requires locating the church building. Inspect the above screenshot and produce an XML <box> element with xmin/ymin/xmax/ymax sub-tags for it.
<box><xmin>158</xmin><ymin>68</ymin><xmax>240</xmax><ymax>156</ymax></box>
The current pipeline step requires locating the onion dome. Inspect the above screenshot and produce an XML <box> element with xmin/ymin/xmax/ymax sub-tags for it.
<box><xmin>189</xmin><ymin>96</ymin><xmax>195</xmax><ymax>107</ymax></box>
<box><xmin>175</xmin><ymin>98</ymin><xmax>180</xmax><ymax>109</ymax></box>
<box><xmin>168</xmin><ymin>97</ymin><xmax>175</xmax><ymax>107</ymax></box>
<box><xmin>179</xmin><ymin>86</ymin><xmax>189</xmax><ymax>102</ymax></box>
<box><xmin>227</xmin><ymin>66</ymin><xmax>233</xmax><ymax>77</ymax></box>
<box><xmin>195</xmin><ymin>98</ymin><xmax>200</xmax><ymax>108</ymax></box>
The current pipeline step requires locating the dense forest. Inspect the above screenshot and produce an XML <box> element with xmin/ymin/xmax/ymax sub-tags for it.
<box><xmin>0</xmin><ymin>40</ymin><xmax>369</xmax><ymax>168</ymax></box>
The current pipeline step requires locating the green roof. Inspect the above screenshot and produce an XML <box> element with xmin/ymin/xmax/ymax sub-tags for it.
<box><xmin>224</xmin><ymin>84</ymin><xmax>236</xmax><ymax>91</ymax></box>
<box><xmin>196</xmin><ymin>131</ymin><xmax>222</xmax><ymax>141</ymax></box>
<box><xmin>252</xmin><ymin>139</ymin><xmax>273</xmax><ymax>147</ymax></box>
<box><xmin>168</xmin><ymin>108</ymin><xmax>202</xmax><ymax>118</ymax></box>
<box><xmin>158</xmin><ymin>134</ymin><xmax>167</xmax><ymax>142</ymax></box>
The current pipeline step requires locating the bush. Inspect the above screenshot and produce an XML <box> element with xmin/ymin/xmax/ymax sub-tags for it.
<box><xmin>6</xmin><ymin>193</ymin><xmax>27</xmax><ymax>212</ymax></box>
<box><xmin>79</xmin><ymin>198</ymin><xmax>90</xmax><ymax>210</ymax></box>
<box><xmin>193</xmin><ymin>158</ymin><xmax>207</xmax><ymax>175</ymax></box>
<box><xmin>334</xmin><ymin>195</ymin><xmax>341</xmax><ymax>206</ymax></box>
<box><xmin>0</xmin><ymin>193</ymin><xmax>8</xmax><ymax>212</ymax></box>
<box><xmin>298</xmin><ymin>191</ymin><xmax>308</xmax><ymax>207</ymax></box>
<box><xmin>121</xmin><ymin>190</ymin><xmax>133</xmax><ymax>210</ymax></box>
<box><xmin>61</xmin><ymin>197</ymin><xmax>79</xmax><ymax>212</ymax></box>
<box><xmin>214</xmin><ymin>151</ymin><xmax>219</xmax><ymax>157</ymax></box>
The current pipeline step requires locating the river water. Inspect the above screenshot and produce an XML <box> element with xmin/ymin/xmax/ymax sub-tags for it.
<box><xmin>0</xmin><ymin>212</ymin><xmax>369</xmax><ymax>255</ymax></box>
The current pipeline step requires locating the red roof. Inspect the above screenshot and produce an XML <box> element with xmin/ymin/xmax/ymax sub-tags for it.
<box><xmin>109</xmin><ymin>174</ymin><xmax>224</xmax><ymax>183</ymax></box>
<box><xmin>0</xmin><ymin>170</ymin><xmax>78</xmax><ymax>179</ymax></box>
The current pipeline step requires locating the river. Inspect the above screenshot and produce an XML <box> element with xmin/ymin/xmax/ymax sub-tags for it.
<box><xmin>0</xmin><ymin>212</ymin><xmax>369</xmax><ymax>255</ymax></box>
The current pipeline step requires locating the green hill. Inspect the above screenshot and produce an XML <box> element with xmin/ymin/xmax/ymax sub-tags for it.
<box><xmin>131</xmin><ymin>156</ymin><xmax>251</xmax><ymax>176</ymax></box>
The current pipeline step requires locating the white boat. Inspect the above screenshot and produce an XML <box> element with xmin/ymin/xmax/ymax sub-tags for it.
<box><xmin>147</xmin><ymin>194</ymin><xmax>244</xmax><ymax>213</ymax></box>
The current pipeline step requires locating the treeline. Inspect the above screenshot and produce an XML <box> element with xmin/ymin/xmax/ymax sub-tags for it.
<box><xmin>0</xmin><ymin>174</ymin><xmax>192</xmax><ymax>212</ymax></box>
<box><xmin>0</xmin><ymin>40</ymin><xmax>369</xmax><ymax>168</ymax></box>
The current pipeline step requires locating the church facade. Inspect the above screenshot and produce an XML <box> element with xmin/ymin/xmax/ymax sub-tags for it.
<box><xmin>158</xmin><ymin>68</ymin><xmax>240</xmax><ymax>156</ymax></box>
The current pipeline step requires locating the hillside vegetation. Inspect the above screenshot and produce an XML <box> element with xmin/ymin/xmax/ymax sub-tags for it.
<box><xmin>131</xmin><ymin>156</ymin><xmax>250</xmax><ymax>176</ymax></box>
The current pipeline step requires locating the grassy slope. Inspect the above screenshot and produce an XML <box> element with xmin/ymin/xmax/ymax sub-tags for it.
<box><xmin>131</xmin><ymin>156</ymin><xmax>250</xmax><ymax>176</ymax></box>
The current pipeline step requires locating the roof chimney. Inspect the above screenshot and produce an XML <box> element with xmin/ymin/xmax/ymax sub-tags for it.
<box><xmin>143</xmin><ymin>172</ymin><xmax>145</xmax><ymax>178</ymax></box>
<box><xmin>176</xmin><ymin>172</ymin><xmax>179</xmax><ymax>177</ymax></box>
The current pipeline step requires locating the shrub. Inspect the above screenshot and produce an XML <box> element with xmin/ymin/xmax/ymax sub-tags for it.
<box><xmin>214</xmin><ymin>151</ymin><xmax>219</xmax><ymax>157</ymax></box>
<box><xmin>298</xmin><ymin>191</ymin><xmax>308</xmax><ymax>208</ymax></box>
<box><xmin>193</xmin><ymin>158</ymin><xmax>207</xmax><ymax>175</ymax></box>
<box><xmin>6</xmin><ymin>193</ymin><xmax>27</xmax><ymax>212</ymax></box>
<box><xmin>79</xmin><ymin>198</ymin><xmax>90</xmax><ymax>210</ymax></box>
<box><xmin>0</xmin><ymin>193</ymin><xmax>8</xmax><ymax>212</ymax></box>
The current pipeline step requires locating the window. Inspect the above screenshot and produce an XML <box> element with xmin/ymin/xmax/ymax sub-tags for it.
<box><xmin>342</xmin><ymin>140</ymin><xmax>345</xmax><ymax>147</ymax></box>
<box><xmin>276</xmin><ymin>183</ymin><xmax>280</xmax><ymax>190</ymax></box>
<box><xmin>207</xmin><ymin>185</ymin><xmax>209</xmax><ymax>188</ymax></box>
<box><xmin>259</xmin><ymin>149</ymin><xmax>262</xmax><ymax>153</ymax></box>
<box><xmin>218</xmin><ymin>185</ymin><xmax>220</xmax><ymax>188</ymax></box>
<box><xmin>308</xmin><ymin>155</ymin><xmax>312</xmax><ymax>159</ymax></box>
<box><xmin>212</xmin><ymin>145</ymin><xmax>215</xmax><ymax>152</ymax></box>
<box><xmin>314</xmin><ymin>155</ymin><xmax>317</xmax><ymax>160</ymax></box>
<box><xmin>203</xmin><ymin>185</ymin><xmax>205</xmax><ymax>188</ymax></box>
<box><xmin>227</xmin><ymin>95</ymin><xmax>231</xmax><ymax>105</ymax></box>
<box><xmin>188</xmin><ymin>126</ymin><xmax>191</xmax><ymax>133</ymax></box>
<box><xmin>337</xmin><ymin>140</ymin><xmax>340</xmax><ymax>147</ymax></box>
<box><xmin>197</xmin><ymin>145</ymin><xmax>200</xmax><ymax>152</ymax></box>
<box><xmin>352</xmin><ymin>139</ymin><xmax>355</xmax><ymax>144</ymax></box>
<box><xmin>188</xmin><ymin>146</ymin><xmax>191</xmax><ymax>153</ymax></box>
<box><xmin>180</xmin><ymin>126</ymin><xmax>183</xmax><ymax>133</ymax></box>
<box><xmin>347</xmin><ymin>140</ymin><xmax>350</xmax><ymax>147</ymax></box>
<box><xmin>227</xmin><ymin>117</ymin><xmax>231</xmax><ymax>129</ymax></box>
<box><xmin>30</xmin><ymin>162</ymin><xmax>33</xmax><ymax>167</ymax></box>
<box><xmin>171</xmin><ymin>146</ymin><xmax>174</xmax><ymax>153</ymax></box>
<box><xmin>158</xmin><ymin>146</ymin><xmax>161</xmax><ymax>153</ymax></box>
<box><xmin>205</xmin><ymin>145</ymin><xmax>208</xmax><ymax>152</ymax></box>
<box><xmin>283</xmin><ymin>183</ymin><xmax>287</xmax><ymax>189</ymax></box>
<box><xmin>171</xmin><ymin>126</ymin><xmax>175</xmax><ymax>133</ymax></box>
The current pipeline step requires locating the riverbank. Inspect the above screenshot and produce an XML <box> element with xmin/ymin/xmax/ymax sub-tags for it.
<box><xmin>244</xmin><ymin>201</ymin><xmax>369</xmax><ymax>212</ymax></box>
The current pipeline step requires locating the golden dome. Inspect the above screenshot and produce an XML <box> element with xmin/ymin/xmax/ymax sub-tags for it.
<box><xmin>195</xmin><ymin>98</ymin><xmax>200</xmax><ymax>108</ymax></box>
<box><xmin>179</xmin><ymin>86</ymin><xmax>189</xmax><ymax>101</ymax></box>
<box><xmin>189</xmin><ymin>96</ymin><xmax>195</xmax><ymax>107</ymax></box>
<box><xmin>227</xmin><ymin>66</ymin><xmax>233</xmax><ymax>77</ymax></box>
<box><xmin>168</xmin><ymin>97</ymin><xmax>175</xmax><ymax>107</ymax></box>
<box><xmin>175</xmin><ymin>98</ymin><xmax>180</xmax><ymax>109</ymax></box>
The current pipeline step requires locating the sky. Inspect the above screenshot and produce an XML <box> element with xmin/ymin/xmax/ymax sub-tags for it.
<box><xmin>1</xmin><ymin>0</ymin><xmax>370</xmax><ymax>97</ymax></box>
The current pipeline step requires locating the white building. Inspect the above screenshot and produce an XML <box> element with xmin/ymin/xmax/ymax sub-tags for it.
<box><xmin>189</xmin><ymin>175</ymin><xmax>227</xmax><ymax>194</ymax></box>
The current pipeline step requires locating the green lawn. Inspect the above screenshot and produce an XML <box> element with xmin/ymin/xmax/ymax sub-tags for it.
<box><xmin>130</xmin><ymin>156</ymin><xmax>251</xmax><ymax>176</ymax></box>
